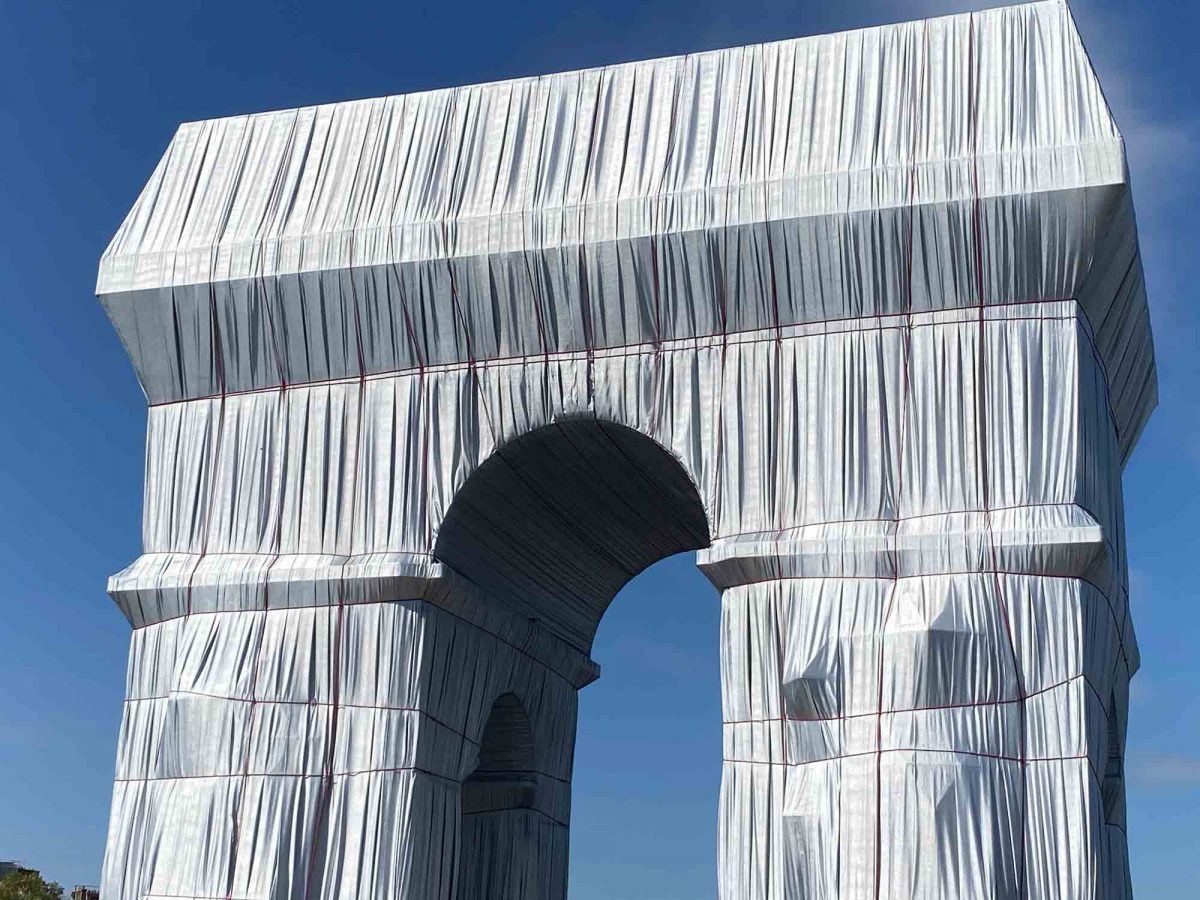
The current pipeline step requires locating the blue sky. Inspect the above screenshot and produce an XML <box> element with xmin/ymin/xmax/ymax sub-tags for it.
<box><xmin>0</xmin><ymin>0</ymin><xmax>1195</xmax><ymax>896</ymax></box>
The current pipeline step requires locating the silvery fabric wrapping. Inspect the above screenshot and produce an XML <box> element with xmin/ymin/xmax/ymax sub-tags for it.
<box><xmin>96</xmin><ymin>3</ymin><xmax>1152</xmax><ymax>899</ymax></box>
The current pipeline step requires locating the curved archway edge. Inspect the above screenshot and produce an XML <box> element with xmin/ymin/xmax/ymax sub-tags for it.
<box><xmin>434</xmin><ymin>418</ymin><xmax>712</xmax><ymax>652</ymax></box>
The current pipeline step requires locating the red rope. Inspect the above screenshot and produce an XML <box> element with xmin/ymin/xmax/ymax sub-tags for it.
<box><xmin>874</xmin><ymin>24</ymin><xmax>925</xmax><ymax>898</ymax></box>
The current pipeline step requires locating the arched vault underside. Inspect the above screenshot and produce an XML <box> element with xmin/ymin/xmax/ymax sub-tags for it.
<box><xmin>435</xmin><ymin>420</ymin><xmax>711</xmax><ymax>651</ymax></box>
<box><xmin>96</xmin><ymin>3</ymin><xmax>1155</xmax><ymax>899</ymax></box>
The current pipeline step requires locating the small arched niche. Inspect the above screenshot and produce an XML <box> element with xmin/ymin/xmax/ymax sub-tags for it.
<box><xmin>463</xmin><ymin>693</ymin><xmax>537</xmax><ymax>815</ymax></box>
<box><xmin>434</xmin><ymin>419</ymin><xmax>711</xmax><ymax>653</ymax></box>
<box><xmin>457</xmin><ymin>693</ymin><xmax>544</xmax><ymax>900</ymax></box>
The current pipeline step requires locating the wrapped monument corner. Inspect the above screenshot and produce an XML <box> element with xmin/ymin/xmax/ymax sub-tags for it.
<box><xmin>94</xmin><ymin>2</ymin><xmax>1153</xmax><ymax>898</ymax></box>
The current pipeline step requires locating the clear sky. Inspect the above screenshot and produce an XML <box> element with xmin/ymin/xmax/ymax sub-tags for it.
<box><xmin>0</xmin><ymin>0</ymin><xmax>1195</xmax><ymax>896</ymax></box>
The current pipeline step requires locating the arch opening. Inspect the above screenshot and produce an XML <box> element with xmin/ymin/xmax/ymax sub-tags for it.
<box><xmin>434</xmin><ymin>419</ymin><xmax>711</xmax><ymax>653</ymax></box>
<box><xmin>463</xmin><ymin>693</ymin><xmax>537</xmax><ymax>816</ymax></box>
<box><xmin>457</xmin><ymin>693</ymin><xmax>546</xmax><ymax>900</ymax></box>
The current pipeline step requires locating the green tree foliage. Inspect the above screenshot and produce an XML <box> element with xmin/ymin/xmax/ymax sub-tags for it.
<box><xmin>0</xmin><ymin>870</ymin><xmax>64</xmax><ymax>900</ymax></box>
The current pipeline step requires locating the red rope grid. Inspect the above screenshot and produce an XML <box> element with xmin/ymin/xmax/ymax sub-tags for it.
<box><xmin>119</xmin><ymin>33</ymin><xmax>1141</xmax><ymax>899</ymax></box>
<box><xmin>123</xmin><ymin>668</ymin><xmax>1102</xmax><ymax>749</ymax></box>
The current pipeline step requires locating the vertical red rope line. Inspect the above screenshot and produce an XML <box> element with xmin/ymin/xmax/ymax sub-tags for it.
<box><xmin>172</xmin><ymin>124</ymin><xmax>219</xmax><ymax>627</ymax></box>
<box><xmin>199</xmin><ymin>257</ymin><xmax>234</xmax><ymax>894</ymax></box>
<box><xmin>449</xmin><ymin>266</ymin><xmax>499</xmax><ymax>452</ymax></box>
<box><xmin>437</xmin><ymin>90</ymin><xmax>498</xmax><ymax>897</ymax></box>
<box><xmin>706</xmin><ymin>47</ymin><xmax>746</xmax><ymax>889</ymax></box>
<box><xmin>519</xmin><ymin>84</ymin><xmax>554</xmax><ymax>368</ymax></box>
<box><xmin>375</xmin><ymin>101</ymin><xmax>432</xmax><ymax>556</ymax></box>
<box><xmin>394</xmin><ymin>267</ymin><xmax>431</xmax><ymax>555</ymax></box>
<box><xmin>696</xmin><ymin>50</ymin><xmax>732</xmax><ymax>566</ymax></box>
<box><xmin>577</xmin><ymin>69</ymin><xmax>605</xmax><ymax>417</ymax></box>
<box><xmin>873</xmin><ymin>21</ymin><xmax>925</xmax><ymax>900</ymax></box>
<box><xmin>516</xmin><ymin>81</ymin><xmax>561</xmax><ymax>449</ymax></box>
<box><xmin>764</xmin><ymin>43</ymin><xmax>794</xmax><ymax>556</ymax></box>
<box><xmin>301</xmin><ymin>138</ymin><xmax>374</xmax><ymax>893</ymax></box>
<box><xmin>301</xmin><ymin>385</ymin><xmax>362</xmax><ymax>900</ymax></box>
<box><xmin>968</xmin><ymin>14</ymin><xmax>1028</xmax><ymax>895</ymax></box>
<box><xmin>759</xmin><ymin>45</ymin><xmax>786</xmax><ymax>356</ymax></box>
<box><xmin>703</xmin><ymin>44</ymin><xmax>789</xmax><ymax>892</ymax></box>
<box><xmin>374</xmin><ymin>93</ymin><xmax>436</xmax><ymax>556</ymax></box>
<box><xmin>649</xmin><ymin>62</ymin><xmax>686</xmax><ymax>444</ymax></box>
<box><xmin>220</xmin><ymin>109</ymin><xmax>310</xmax><ymax>896</ymax></box>
<box><xmin>223</xmin><ymin>274</ymin><xmax>292</xmax><ymax>900</ymax></box>
<box><xmin>768</xmin><ymin>45</ymin><xmax>801</xmax><ymax>567</ymax></box>
<box><xmin>430</xmin><ymin>87</ymin><xmax>498</xmax><ymax>451</ymax></box>
<box><xmin>743</xmin><ymin>43</ymin><xmax>793</xmax><ymax>894</ymax></box>
<box><xmin>373</xmin><ymin>93</ymin><xmax>434</xmax><ymax>558</ymax></box>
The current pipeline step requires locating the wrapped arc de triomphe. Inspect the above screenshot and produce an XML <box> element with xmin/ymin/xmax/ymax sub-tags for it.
<box><xmin>94</xmin><ymin>2</ymin><xmax>1155</xmax><ymax>898</ymax></box>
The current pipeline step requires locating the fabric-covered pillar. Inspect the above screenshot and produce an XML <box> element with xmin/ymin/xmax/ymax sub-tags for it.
<box><xmin>711</xmin><ymin>564</ymin><xmax>1134</xmax><ymax>900</ymax></box>
<box><xmin>103</xmin><ymin>578</ymin><xmax>585</xmax><ymax>900</ymax></box>
<box><xmin>701</xmin><ymin>307</ymin><xmax>1137</xmax><ymax>900</ymax></box>
<box><xmin>456</xmin><ymin>695</ymin><xmax>571</xmax><ymax>900</ymax></box>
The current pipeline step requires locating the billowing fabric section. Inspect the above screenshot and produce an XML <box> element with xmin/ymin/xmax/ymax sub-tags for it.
<box><xmin>97</xmin><ymin>3</ymin><xmax>1151</xmax><ymax>900</ymax></box>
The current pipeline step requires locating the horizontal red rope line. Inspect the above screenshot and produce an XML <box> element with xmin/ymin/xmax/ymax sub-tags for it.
<box><xmin>123</xmin><ymin>598</ymin><xmax>592</xmax><ymax>686</ymax></box>
<box><xmin>143</xmin><ymin>294</ymin><xmax>1087</xmax><ymax>410</ymax></box>
<box><xmin>721</xmin><ymin>672</ymin><xmax>1103</xmax><ymax>727</ymax></box>
<box><xmin>723</xmin><ymin>747</ymin><xmax>1112</xmax><ymax>814</ymax></box>
<box><xmin>124</xmin><ymin>690</ymin><xmax>480</xmax><ymax>743</ymax></box>
<box><xmin>723</xmin><ymin>566</ymin><xmax>1132</xmax><ymax>672</ymax></box>
<box><xmin>127</xmin><ymin>498</ymin><xmax>1122</xmax><ymax>559</ymax></box>
<box><xmin>121</xmin><ymin>565</ymin><xmax>1131</xmax><ymax>681</ymax></box>
<box><xmin>113</xmin><ymin>764</ymin><xmax>570</xmax><ymax>788</ymax></box>
<box><xmin>723</xmin><ymin>749</ymin><xmax>1091</xmax><ymax>767</ymax></box>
